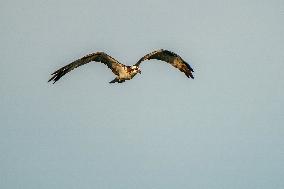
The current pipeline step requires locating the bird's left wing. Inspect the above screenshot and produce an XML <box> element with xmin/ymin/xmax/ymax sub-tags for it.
<box><xmin>135</xmin><ymin>49</ymin><xmax>194</xmax><ymax>79</ymax></box>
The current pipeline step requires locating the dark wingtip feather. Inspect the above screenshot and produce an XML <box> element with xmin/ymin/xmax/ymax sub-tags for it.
<box><xmin>183</xmin><ymin>61</ymin><xmax>194</xmax><ymax>72</ymax></box>
<box><xmin>185</xmin><ymin>71</ymin><xmax>194</xmax><ymax>79</ymax></box>
<box><xmin>48</xmin><ymin>75</ymin><xmax>55</xmax><ymax>83</ymax></box>
<box><xmin>48</xmin><ymin>70</ymin><xmax>66</xmax><ymax>84</ymax></box>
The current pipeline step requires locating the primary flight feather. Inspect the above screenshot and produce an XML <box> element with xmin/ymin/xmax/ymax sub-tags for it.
<box><xmin>48</xmin><ymin>49</ymin><xmax>194</xmax><ymax>84</ymax></box>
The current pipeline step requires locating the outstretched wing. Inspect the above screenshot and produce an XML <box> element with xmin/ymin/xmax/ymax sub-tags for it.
<box><xmin>135</xmin><ymin>49</ymin><xmax>194</xmax><ymax>79</ymax></box>
<box><xmin>48</xmin><ymin>52</ymin><xmax>124</xmax><ymax>83</ymax></box>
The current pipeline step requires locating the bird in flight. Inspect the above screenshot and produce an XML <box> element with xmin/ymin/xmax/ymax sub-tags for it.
<box><xmin>48</xmin><ymin>49</ymin><xmax>194</xmax><ymax>84</ymax></box>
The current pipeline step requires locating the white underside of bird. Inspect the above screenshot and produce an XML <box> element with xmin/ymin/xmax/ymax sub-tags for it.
<box><xmin>114</xmin><ymin>65</ymin><xmax>141</xmax><ymax>83</ymax></box>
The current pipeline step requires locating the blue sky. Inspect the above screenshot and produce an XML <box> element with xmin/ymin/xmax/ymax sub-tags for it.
<box><xmin>1</xmin><ymin>0</ymin><xmax>284</xmax><ymax>188</ymax></box>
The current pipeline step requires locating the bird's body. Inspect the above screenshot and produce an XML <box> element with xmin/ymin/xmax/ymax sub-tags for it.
<box><xmin>48</xmin><ymin>49</ymin><xmax>194</xmax><ymax>84</ymax></box>
<box><xmin>109</xmin><ymin>65</ymin><xmax>141</xmax><ymax>83</ymax></box>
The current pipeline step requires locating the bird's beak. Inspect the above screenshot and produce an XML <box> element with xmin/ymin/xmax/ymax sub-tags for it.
<box><xmin>138</xmin><ymin>70</ymin><xmax>141</xmax><ymax>74</ymax></box>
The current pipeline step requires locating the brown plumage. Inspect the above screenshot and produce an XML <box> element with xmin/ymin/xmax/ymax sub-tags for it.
<box><xmin>48</xmin><ymin>49</ymin><xmax>194</xmax><ymax>84</ymax></box>
<box><xmin>48</xmin><ymin>52</ymin><xmax>123</xmax><ymax>83</ymax></box>
<box><xmin>135</xmin><ymin>49</ymin><xmax>194</xmax><ymax>79</ymax></box>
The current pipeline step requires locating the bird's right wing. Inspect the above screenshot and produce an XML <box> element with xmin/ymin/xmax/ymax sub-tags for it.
<box><xmin>135</xmin><ymin>49</ymin><xmax>194</xmax><ymax>79</ymax></box>
<box><xmin>48</xmin><ymin>52</ymin><xmax>124</xmax><ymax>83</ymax></box>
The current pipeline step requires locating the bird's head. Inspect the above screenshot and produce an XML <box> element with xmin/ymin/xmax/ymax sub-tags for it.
<box><xmin>131</xmin><ymin>65</ymin><xmax>141</xmax><ymax>74</ymax></box>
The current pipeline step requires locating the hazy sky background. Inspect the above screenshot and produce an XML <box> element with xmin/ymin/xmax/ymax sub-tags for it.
<box><xmin>1</xmin><ymin>0</ymin><xmax>284</xmax><ymax>188</ymax></box>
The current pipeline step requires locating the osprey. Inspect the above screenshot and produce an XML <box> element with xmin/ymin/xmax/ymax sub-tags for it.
<box><xmin>48</xmin><ymin>49</ymin><xmax>194</xmax><ymax>84</ymax></box>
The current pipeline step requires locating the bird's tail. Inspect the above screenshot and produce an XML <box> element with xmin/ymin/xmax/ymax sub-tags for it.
<box><xmin>109</xmin><ymin>78</ymin><xmax>119</xmax><ymax>83</ymax></box>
